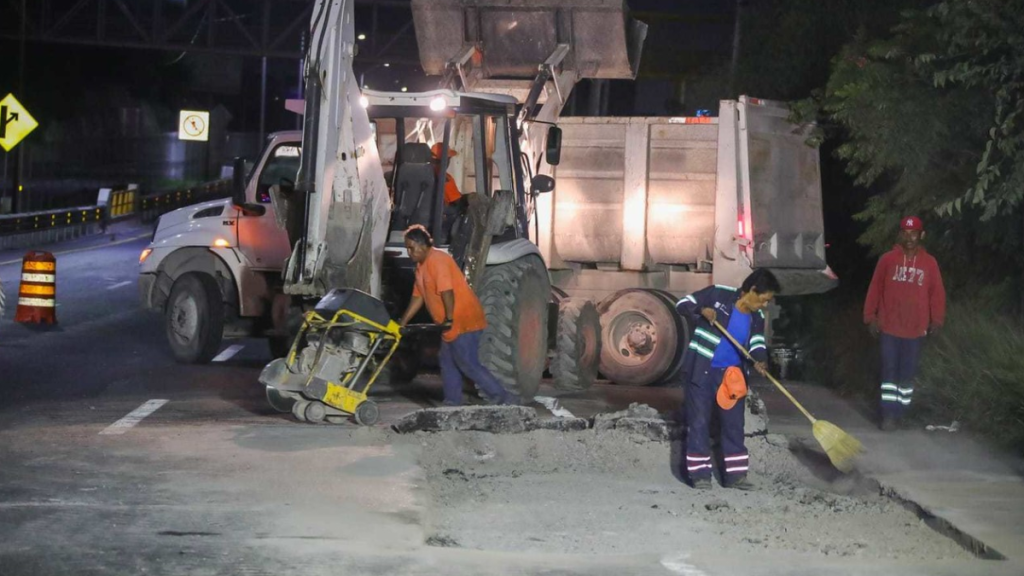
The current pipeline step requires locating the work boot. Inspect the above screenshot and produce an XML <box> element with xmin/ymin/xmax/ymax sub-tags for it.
<box><xmin>726</xmin><ymin>474</ymin><xmax>756</xmax><ymax>491</ymax></box>
<box><xmin>692</xmin><ymin>478</ymin><xmax>712</xmax><ymax>490</ymax></box>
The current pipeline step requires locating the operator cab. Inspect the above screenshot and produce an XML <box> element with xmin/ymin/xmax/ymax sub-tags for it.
<box><xmin>363</xmin><ymin>89</ymin><xmax>529</xmax><ymax>262</ymax></box>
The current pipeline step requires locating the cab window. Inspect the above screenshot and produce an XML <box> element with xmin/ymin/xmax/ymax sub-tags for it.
<box><xmin>256</xmin><ymin>144</ymin><xmax>301</xmax><ymax>203</ymax></box>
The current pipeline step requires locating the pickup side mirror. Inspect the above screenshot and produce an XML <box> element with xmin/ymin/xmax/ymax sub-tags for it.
<box><xmin>231</xmin><ymin>156</ymin><xmax>267</xmax><ymax>217</ymax></box>
<box><xmin>545</xmin><ymin>126</ymin><xmax>562</xmax><ymax>166</ymax></box>
<box><xmin>531</xmin><ymin>175</ymin><xmax>555</xmax><ymax>194</ymax></box>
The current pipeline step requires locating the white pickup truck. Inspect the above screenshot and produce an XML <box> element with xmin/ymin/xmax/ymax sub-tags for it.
<box><xmin>138</xmin><ymin>131</ymin><xmax>298</xmax><ymax>363</ymax></box>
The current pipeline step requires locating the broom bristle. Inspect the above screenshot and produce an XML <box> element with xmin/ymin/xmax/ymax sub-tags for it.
<box><xmin>813</xmin><ymin>420</ymin><xmax>864</xmax><ymax>473</ymax></box>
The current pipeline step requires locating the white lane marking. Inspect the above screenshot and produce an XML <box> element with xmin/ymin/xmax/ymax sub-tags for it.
<box><xmin>107</xmin><ymin>281</ymin><xmax>133</xmax><ymax>290</ymax></box>
<box><xmin>99</xmin><ymin>399</ymin><xmax>169</xmax><ymax>436</ymax></box>
<box><xmin>533</xmin><ymin>396</ymin><xmax>576</xmax><ymax>418</ymax></box>
<box><xmin>660</xmin><ymin>553</ymin><xmax>707</xmax><ymax>576</ymax></box>
<box><xmin>212</xmin><ymin>345</ymin><xmax>245</xmax><ymax>362</ymax></box>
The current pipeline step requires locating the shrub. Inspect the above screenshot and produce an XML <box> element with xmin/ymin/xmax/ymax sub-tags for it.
<box><xmin>916</xmin><ymin>304</ymin><xmax>1024</xmax><ymax>451</ymax></box>
<box><xmin>792</xmin><ymin>293</ymin><xmax>880</xmax><ymax>400</ymax></box>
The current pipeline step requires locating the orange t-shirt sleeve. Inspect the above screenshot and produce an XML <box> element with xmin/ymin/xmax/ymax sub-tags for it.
<box><xmin>412</xmin><ymin>280</ymin><xmax>422</xmax><ymax>298</ymax></box>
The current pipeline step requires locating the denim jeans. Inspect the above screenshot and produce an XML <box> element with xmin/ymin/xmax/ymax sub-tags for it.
<box><xmin>439</xmin><ymin>330</ymin><xmax>510</xmax><ymax>405</ymax></box>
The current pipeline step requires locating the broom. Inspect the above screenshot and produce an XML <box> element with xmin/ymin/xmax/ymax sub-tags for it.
<box><xmin>711</xmin><ymin>319</ymin><xmax>863</xmax><ymax>473</ymax></box>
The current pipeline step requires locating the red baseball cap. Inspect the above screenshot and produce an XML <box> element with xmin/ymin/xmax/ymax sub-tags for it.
<box><xmin>900</xmin><ymin>216</ymin><xmax>923</xmax><ymax>231</ymax></box>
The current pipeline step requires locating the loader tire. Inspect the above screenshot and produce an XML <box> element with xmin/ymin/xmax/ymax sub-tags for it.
<box><xmin>165</xmin><ymin>273</ymin><xmax>224</xmax><ymax>364</ymax></box>
<box><xmin>551</xmin><ymin>298</ymin><xmax>602</xmax><ymax>391</ymax></box>
<box><xmin>478</xmin><ymin>255</ymin><xmax>550</xmax><ymax>400</ymax></box>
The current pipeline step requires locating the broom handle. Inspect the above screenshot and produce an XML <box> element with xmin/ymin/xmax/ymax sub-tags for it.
<box><xmin>710</xmin><ymin>318</ymin><xmax>817</xmax><ymax>424</ymax></box>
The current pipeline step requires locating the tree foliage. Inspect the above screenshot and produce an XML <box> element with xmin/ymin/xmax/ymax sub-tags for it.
<box><xmin>921</xmin><ymin>1</ymin><xmax>1024</xmax><ymax>219</ymax></box>
<box><xmin>734</xmin><ymin>0</ymin><xmax>922</xmax><ymax>101</ymax></box>
<box><xmin>799</xmin><ymin>0</ymin><xmax>1024</xmax><ymax>280</ymax></box>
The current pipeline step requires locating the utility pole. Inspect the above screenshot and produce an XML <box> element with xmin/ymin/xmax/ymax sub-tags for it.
<box><xmin>14</xmin><ymin>0</ymin><xmax>26</xmax><ymax>213</ymax></box>
<box><xmin>260</xmin><ymin>57</ymin><xmax>268</xmax><ymax>145</ymax></box>
<box><xmin>729</xmin><ymin>0</ymin><xmax>744</xmax><ymax>97</ymax></box>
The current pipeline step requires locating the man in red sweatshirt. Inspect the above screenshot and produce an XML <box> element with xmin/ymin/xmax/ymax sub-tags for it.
<box><xmin>864</xmin><ymin>216</ymin><xmax>946</xmax><ymax>431</ymax></box>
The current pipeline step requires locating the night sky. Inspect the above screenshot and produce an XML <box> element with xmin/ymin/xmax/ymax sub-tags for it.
<box><xmin>0</xmin><ymin>0</ymin><xmax>740</xmax><ymax>135</ymax></box>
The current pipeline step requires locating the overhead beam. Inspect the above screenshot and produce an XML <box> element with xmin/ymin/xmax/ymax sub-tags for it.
<box><xmin>0</xmin><ymin>0</ymin><xmax>415</xmax><ymax>60</ymax></box>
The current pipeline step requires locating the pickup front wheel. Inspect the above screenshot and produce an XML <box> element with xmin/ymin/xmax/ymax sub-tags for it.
<box><xmin>165</xmin><ymin>273</ymin><xmax>225</xmax><ymax>364</ymax></box>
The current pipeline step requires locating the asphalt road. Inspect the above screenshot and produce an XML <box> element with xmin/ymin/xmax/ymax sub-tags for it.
<box><xmin>0</xmin><ymin>234</ymin><xmax>688</xmax><ymax>576</ymax></box>
<box><xmin>0</xmin><ymin>233</ymin><xmax>1019</xmax><ymax>576</ymax></box>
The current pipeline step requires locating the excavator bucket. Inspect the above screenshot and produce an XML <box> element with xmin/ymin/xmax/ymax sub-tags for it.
<box><xmin>412</xmin><ymin>0</ymin><xmax>647</xmax><ymax>81</ymax></box>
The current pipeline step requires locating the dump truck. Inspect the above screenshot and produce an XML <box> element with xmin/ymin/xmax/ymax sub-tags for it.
<box><xmin>536</xmin><ymin>100</ymin><xmax>838</xmax><ymax>386</ymax></box>
<box><xmin>409</xmin><ymin>1</ymin><xmax>837</xmax><ymax>386</ymax></box>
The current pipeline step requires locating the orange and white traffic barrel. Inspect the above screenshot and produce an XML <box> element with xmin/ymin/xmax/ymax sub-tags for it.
<box><xmin>15</xmin><ymin>251</ymin><xmax>57</xmax><ymax>325</ymax></box>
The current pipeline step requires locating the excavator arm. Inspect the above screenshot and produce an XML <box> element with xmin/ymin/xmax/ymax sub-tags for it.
<box><xmin>285</xmin><ymin>0</ymin><xmax>391</xmax><ymax>299</ymax></box>
<box><xmin>282</xmin><ymin>0</ymin><xmax>646</xmax><ymax>299</ymax></box>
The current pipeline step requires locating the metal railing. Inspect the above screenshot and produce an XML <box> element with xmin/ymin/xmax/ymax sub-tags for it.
<box><xmin>138</xmin><ymin>180</ymin><xmax>231</xmax><ymax>223</ymax></box>
<box><xmin>0</xmin><ymin>179</ymin><xmax>231</xmax><ymax>249</ymax></box>
<box><xmin>0</xmin><ymin>206</ymin><xmax>106</xmax><ymax>249</ymax></box>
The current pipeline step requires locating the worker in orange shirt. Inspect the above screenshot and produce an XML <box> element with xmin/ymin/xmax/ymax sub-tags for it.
<box><xmin>431</xmin><ymin>143</ymin><xmax>463</xmax><ymax>205</ymax></box>
<box><xmin>398</xmin><ymin>225</ymin><xmax>519</xmax><ymax>406</ymax></box>
<box><xmin>431</xmin><ymin>143</ymin><xmax>465</xmax><ymax>242</ymax></box>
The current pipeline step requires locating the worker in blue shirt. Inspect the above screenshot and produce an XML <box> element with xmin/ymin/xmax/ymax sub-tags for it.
<box><xmin>675</xmin><ymin>269</ymin><xmax>780</xmax><ymax>490</ymax></box>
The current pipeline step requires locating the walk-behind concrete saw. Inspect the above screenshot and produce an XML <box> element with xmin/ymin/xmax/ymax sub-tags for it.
<box><xmin>259</xmin><ymin>289</ymin><xmax>438</xmax><ymax>425</ymax></box>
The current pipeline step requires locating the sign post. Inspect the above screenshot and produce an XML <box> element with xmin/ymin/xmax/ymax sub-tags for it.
<box><xmin>179</xmin><ymin>110</ymin><xmax>211</xmax><ymax>181</ymax></box>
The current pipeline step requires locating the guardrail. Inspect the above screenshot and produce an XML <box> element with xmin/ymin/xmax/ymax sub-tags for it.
<box><xmin>138</xmin><ymin>180</ymin><xmax>231</xmax><ymax>223</ymax></box>
<box><xmin>0</xmin><ymin>179</ymin><xmax>231</xmax><ymax>249</ymax></box>
<box><xmin>0</xmin><ymin>206</ymin><xmax>107</xmax><ymax>249</ymax></box>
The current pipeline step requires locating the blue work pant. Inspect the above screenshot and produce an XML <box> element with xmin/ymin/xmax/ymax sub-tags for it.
<box><xmin>880</xmin><ymin>333</ymin><xmax>923</xmax><ymax>420</ymax></box>
<box><xmin>685</xmin><ymin>367</ymin><xmax>748</xmax><ymax>482</ymax></box>
<box><xmin>439</xmin><ymin>330</ymin><xmax>509</xmax><ymax>405</ymax></box>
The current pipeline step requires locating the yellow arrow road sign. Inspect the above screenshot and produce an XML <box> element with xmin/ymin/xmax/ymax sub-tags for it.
<box><xmin>0</xmin><ymin>94</ymin><xmax>38</xmax><ymax>152</ymax></box>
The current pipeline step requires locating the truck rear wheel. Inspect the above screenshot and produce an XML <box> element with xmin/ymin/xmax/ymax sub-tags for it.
<box><xmin>165</xmin><ymin>273</ymin><xmax>224</xmax><ymax>364</ymax></box>
<box><xmin>551</xmin><ymin>298</ymin><xmax>602</xmax><ymax>391</ymax></box>
<box><xmin>478</xmin><ymin>255</ymin><xmax>550</xmax><ymax>400</ymax></box>
<box><xmin>647</xmin><ymin>289</ymin><xmax>690</xmax><ymax>386</ymax></box>
<box><xmin>597</xmin><ymin>289</ymin><xmax>681</xmax><ymax>386</ymax></box>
